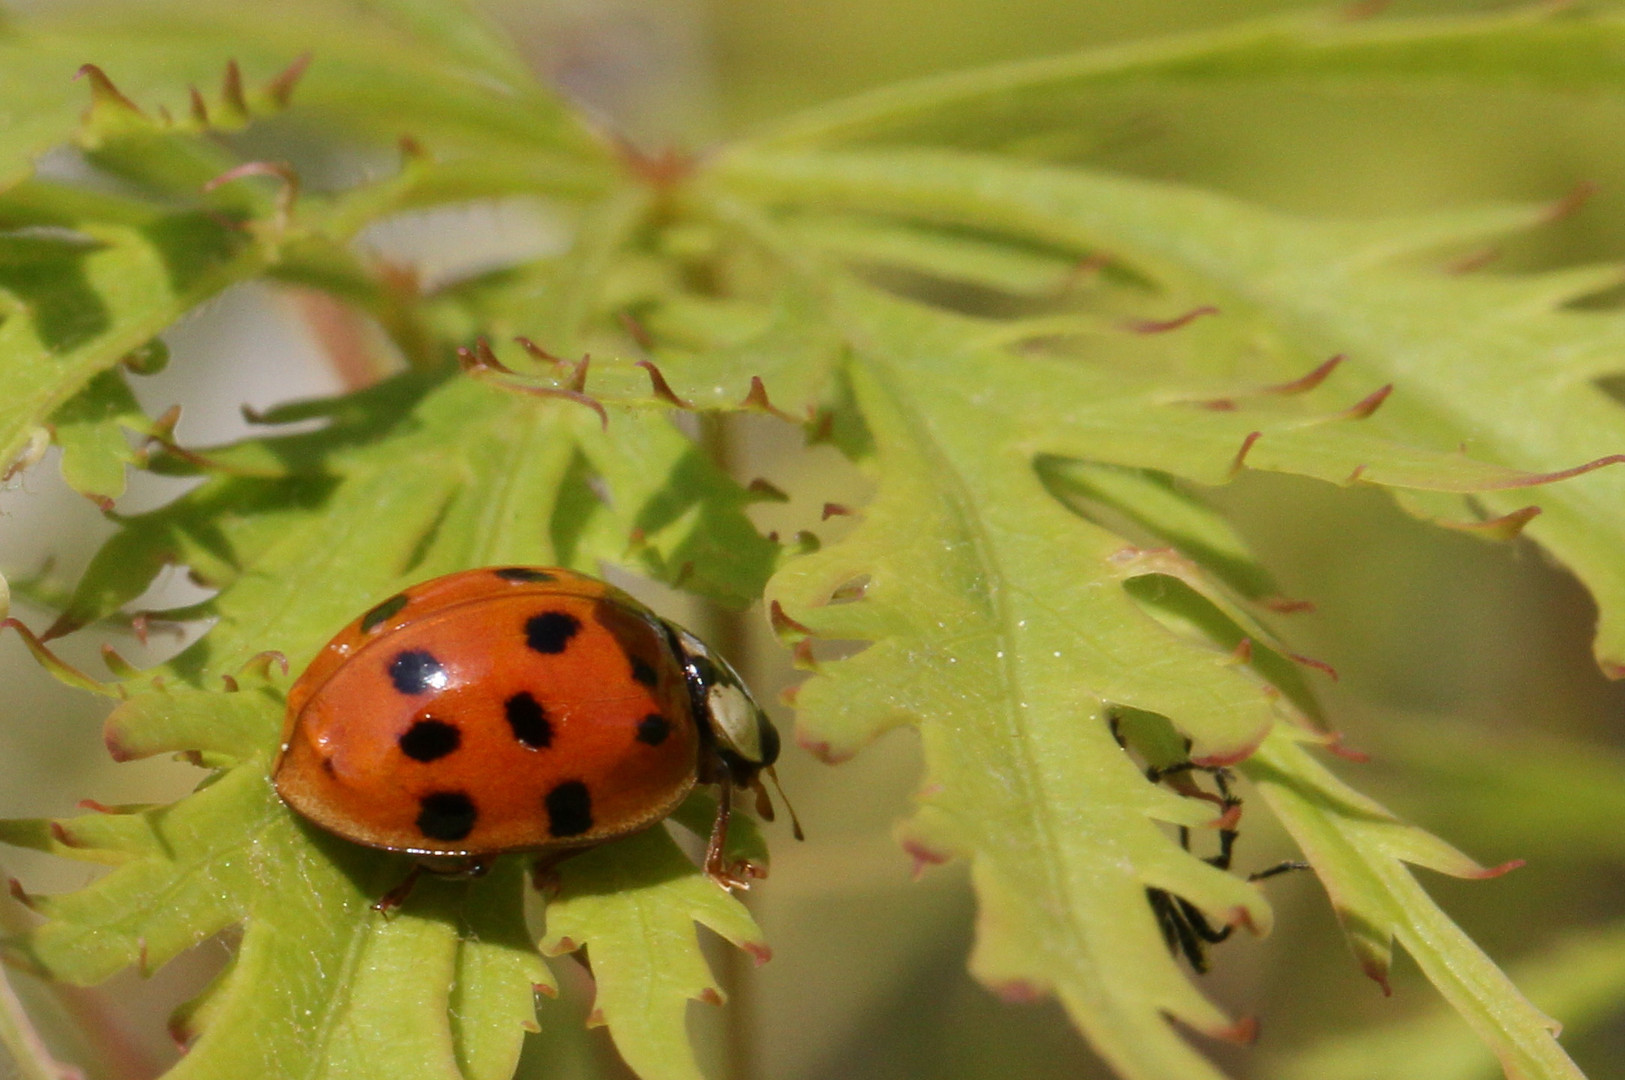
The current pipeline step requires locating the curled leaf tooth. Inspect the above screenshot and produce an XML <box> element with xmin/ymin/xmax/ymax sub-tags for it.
<box><xmin>563</xmin><ymin>351</ymin><xmax>592</xmax><ymax>393</ymax></box>
<box><xmin>531</xmin><ymin>981</ymin><xmax>557</xmax><ymax>1001</ymax></box>
<box><xmin>585</xmin><ymin>1007</ymin><xmax>607</xmax><ymax>1028</ymax></box>
<box><xmin>513</xmin><ymin>336</ymin><xmax>560</xmax><ymax>367</ymax></box>
<box><xmin>203</xmin><ymin>161</ymin><xmax>300</xmax><ymax>227</ymax></box>
<box><xmin>3</xmin><ymin>618</ymin><xmax>118</xmax><ymax>697</ymax></box>
<box><xmin>820</xmin><ymin>502</ymin><xmax>855</xmax><ymax>520</ymax></box>
<box><xmin>136</xmin><ymin>937</ymin><xmax>152</xmax><ymax>978</ymax></box>
<box><xmin>1228</xmin><ymin>430</ymin><xmax>1262</xmax><ymax>477</ymax></box>
<box><xmin>743</xmin><ymin>942</ymin><xmax>773</xmax><ymax>967</ymax></box>
<box><xmin>188</xmin><ymin>86</ymin><xmax>209</xmax><ymax>126</ymax></box>
<box><xmin>1337</xmin><ymin>384</ymin><xmax>1393</xmax><ymax>421</ymax></box>
<box><xmin>1266</xmin><ymin>354</ymin><xmax>1344</xmax><ymax>396</ymax></box>
<box><xmin>1195</xmin><ymin>397</ymin><xmax>1236</xmax><ymax>412</ymax></box>
<box><xmin>1444</xmin><ymin>246</ymin><xmax>1501</xmax><ymax>275</ymax></box>
<box><xmin>1361</xmin><ymin>954</ymin><xmax>1394</xmax><ymax>997</ymax></box>
<box><xmin>241</xmin><ymin>650</ymin><xmax>290</xmax><ymax>680</ymax></box>
<box><xmin>48</xmin><ymin>821</ymin><xmax>77</xmax><ymax>848</ymax></box>
<box><xmin>1478</xmin><ymin>451</ymin><xmax>1625</xmax><ymax>490</ymax></box>
<box><xmin>1225</xmin><ymin>638</ymin><xmax>1253</xmax><ymax>665</ymax></box>
<box><xmin>746</xmin><ymin>477</ymin><xmax>789</xmax><ymax>503</ymax></box>
<box><xmin>796</xmin><ymin>731</ymin><xmax>853</xmax><ymax>765</ymax></box>
<box><xmin>635</xmin><ymin>359</ymin><xmax>692</xmax><ymax>408</ymax></box>
<box><xmin>741</xmin><ymin>376</ymin><xmax>798</xmax><ymax>423</ymax></box>
<box><xmin>615</xmin><ymin>139</ymin><xmax>695</xmax><ymax>189</ymax></box>
<box><xmin>75</xmin><ymin>799</ymin><xmax>121</xmax><ymax>814</ymax></box>
<box><xmin>769</xmin><ymin>600</ymin><xmax>814</xmax><ymax>640</ymax></box>
<box><xmin>671</xmin><ymin>561</ymin><xmax>695</xmax><ymax>591</ymax></box>
<box><xmin>1288</xmin><ymin>652</ymin><xmax>1339</xmax><ymax>682</ymax></box>
<box><xmin>265</xmin><ymin>52</ymin><xmax>312</xmax><ymax>109</ymax></box>
<box><xmin>1439</xmin><ymin>504</ymin><xmax>1541</xmax><ymax>540</ymax></box>
<box><xmin>3</xmin><ymin>427</ymin><xmax>50</xmax><ymax>482</ymax></box>
<box><xmin>221</xmin><ymin>60</ymin><xmax>248</xmax><ymax>118</ymax></box>
<box><xmin>1322</xmin><ymin>732</ymin><xmax>1371</xmax><ymax>763</ymax></box>
<box><xmin>617</xmin><ymin>311</ymin><xmax>655</xmax><ymax>350</ymax></box>
<box><xmin>75</xmin><ymin>64</ymin><xmax>144</xmax><ymax>116</ymax></box>
<box><xmin>398</xmin><ymin>134</ymin><xmax>428</xmax><ymax>163</ymax></box>
<box><xmin>990</xmin><ymin>979</ymin><xmax>1045</xmax><ymax>1004</ymax></box>
<box><xmin>777</xmin><ymin>683</ymin><xmax>800</xmax><ymax>706</ymax></box>
<box><xmin>1466</xmin><ymin>857</ymin><xmax>1526</xmax><ymax>880</ymax></box>
<box><xmin>473</xmin><ymin>338</ymin><xmax>513</xmax><ymax>375</ymax></box>
<box><xmin>221</xmin><ymin>674</ymin><xmax>239</xmax><ymax>692</ymax></box>
<box><xmin>1540</xmin><ymin>180</ymin><xmax>1598</xmax><ymax>226</ymax></box>
<box><xmin>790</xmin><ymin>638</ymin><xmax>818</xmax><ymax>671</ymax></box>
<box><xmin>155</xmin><ymin>104</ymin><xmax>175</xmax><ymax>126</ymax></box>
<box><xmin>806</xmin><ymin>409</ymin><xmax>835</xmax><ymax>445</ymax></box>
<box><xmin>100</xmin><ymin>644</ymin><xmax>139</xmax><ymax>680</ymax></box>
<box><xmin>463</xmin><ymin>351</ymin><xmax>610</xmax><ymax>429</ymax></box>
<box><xmin>1345</xmin><ymin>463</ymin><xmax>1369</xmax><ymax>485</ymax></box>
<box><xmin>1209</xmin><ymin>803</ymin><xmax>1243</xmax><ymax>833</ymax></box>
<box><xmin>697</xmin><ymin>986</ymin><xmax>725</xmax><ymax>1009</ymax></box>
<box><xmin>7</xmin><ymin>877</ymin><xmax>35</xmax><ymax>910</ymax></box>
<box><xmin>1206</xmin><ymin>1015</ymin><xmax>1260</xmax><ymax>1046</ymax></box>
<box><xmin>1190</xmin><ymin>729</ymin><xmax>1267</xmax><ymax>769</ymax></box>
<box><xmin>1601</xmin><ymin>658</ymin><xmax>1625</xmax><ymax>680</ymax></box>
<box><xmin>902</xmin><ymin>839</ymin><xmax>952</xmax><ymax>879</ymax></box>
<box><xmin>1122</xmin><ymin>306</ymin><xmax>1218</xmax><ymax>335</ymax></box>
<box><xmin>88</xmin><ymin>494</ymin><xmax>115</xmax><ymax>513</ymax></box>
<box><xmin>240</xmin><ymin>403</ymin><xmax>271</xmax><ymax>425</ymax></box>
<box><xmin>1263</xmin><ymin>596</ymin><xmax>1316</xmax><ymax>614</ymax></box>
<box><xmin>1226</xmin><ymin>904</ymin><xmax>1259</xmax><ymax>936</ymax></box>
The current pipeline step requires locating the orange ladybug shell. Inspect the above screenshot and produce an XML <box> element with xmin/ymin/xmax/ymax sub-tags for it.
<box><xmin>273</xmin><ymin>567</ymin><xmax>700</xmax><ymax>856</ymax></box>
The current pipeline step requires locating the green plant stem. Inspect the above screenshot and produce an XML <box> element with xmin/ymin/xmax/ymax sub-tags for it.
<box><xmin>697</xmin><ymin>411</ymin><xmax>761</xmax><ymax>1080</ymax></box>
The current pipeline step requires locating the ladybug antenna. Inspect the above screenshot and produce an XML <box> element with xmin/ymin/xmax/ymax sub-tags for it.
<box><xmin>766</xmin><ymin>766</ymin><xmax>804</xmax><ymax>842</ymax></box>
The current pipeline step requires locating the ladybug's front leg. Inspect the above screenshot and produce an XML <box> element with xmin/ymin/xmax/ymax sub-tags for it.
<box><xmin>702</xmin><ymin>778</ymin><xmax>764</xmax><ymax>891</ymax></box>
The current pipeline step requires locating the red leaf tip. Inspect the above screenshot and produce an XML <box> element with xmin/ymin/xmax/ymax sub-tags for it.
<box><xmin>1124</xmin><ymin>306</ymin><xmax>1218</xmax><ymax>334</ymax></box>
<box><xmin>1468</xmin><ymin>857</ymin><xmax>1525</xmax><ymax>880</ymax></box>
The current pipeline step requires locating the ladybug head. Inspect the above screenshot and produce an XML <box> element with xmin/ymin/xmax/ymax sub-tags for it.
<box><xmin>664</xmin><ymin>621</ymin><xmax>779</xmax><ymax>783</ymax></box>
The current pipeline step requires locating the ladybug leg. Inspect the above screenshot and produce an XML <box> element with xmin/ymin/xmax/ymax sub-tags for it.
<box><xmin>703</xmin><ymin>776</ymin><xmax>738</xmax><ymax>888</ymax></box>
<box><xmin>373</xmin><ymin>864</ymin><xmax>426</xmax><ymax>914</ymax></box>
<box><xmin>702</xmin><ymin>778</ymin><xmax>767</xmax><ymax>890</ymax></box>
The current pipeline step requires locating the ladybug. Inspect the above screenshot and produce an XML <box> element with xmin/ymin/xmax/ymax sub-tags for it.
<box><xmin>272</xmin><ymin>566</ymin><xmax>796</xmax><ymax>899</ymax></box>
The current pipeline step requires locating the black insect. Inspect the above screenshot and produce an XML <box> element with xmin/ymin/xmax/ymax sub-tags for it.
<box><xmin>1112</xmin><ymin>716</ymin><xmax>1306</xmax><ymax>973</ymax></box>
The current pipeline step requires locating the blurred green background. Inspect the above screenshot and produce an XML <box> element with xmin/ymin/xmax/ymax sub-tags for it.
<box><xmin>5</xmin><ymin>1</ymin><xmax>1625</xmax><ymax>1078</ymax></box>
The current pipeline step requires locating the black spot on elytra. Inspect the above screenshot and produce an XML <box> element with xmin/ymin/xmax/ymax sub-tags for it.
<box><xmin>416</xmin><ymin>791</ymin><xmax>478</xmax><ymax>842</ymax></box>
<box><xmin>360</xmin><ymin>593</ymin><xmax>409</xmax><ymax>633</ymax></box>
<box><xmin>525</xmin><ymin>611</ymin><xmax>580</xmax><ymax>654</ymax></box>
<box><xmin>398</xmin><ymin>719</ymin><xmax>460</xmax><ymax>762</ymax></box>
<box><xmin>636</xmin><ymin>713</ymin><xmax>671</xmax><ymax>746</ymax></box>
<box><xmin>505</xmin><ymin>692</ymin><xmax>552</xmax><ymax>749</ymax></box>
<box><xmin>629</xmin><ymin>655</ymin><xmax>659</xmax><ymax>689</ymax></box>
<box><xmin>495</xmin><ymin>567</ymin><xmax>556</xmax><ymax>583</ymax></box>
<box><xmin>389</xmin><ymin>650</ymin><xmax>447</xmax><ymax>695</ymax></box>
<box><xmin>545</xmin><ymin>781</ymin><xmax>593</xmax><ymax>838</ymax></box>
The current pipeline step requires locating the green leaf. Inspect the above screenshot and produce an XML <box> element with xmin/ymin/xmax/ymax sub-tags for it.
<box><xmin>737</xmin><ymin>273</ymin><xmax>1587</xmax><ymax>1078</ymax></box>
<box><xmin>764</xmin><ymin>292</ymin><xmax>1283</xmax><ymax>1080</ymax></box>
<box><xmin>748</xmin><ymin>8</ymin><xmax>1625</xmax><ymax>152</ymax></box>
<box><xmin>540</xmin><ymin>822</ymin><xmax>767</xmax><ymax>1080</ymax></box>
<box><xmin>714</xmin><ymin>147</ymin><xmax>1625</xmax><ymax>674</ymax></box>
<box><xmin>0</xmin><ymin>182</ymin><xmax>265</xmax><ymax>479</ymax></box>
<box><xmin>20</xmin><ymin>1</ymin><xmax>612</xmax><ymax>178</ymax></box>
<box><xmin>1246</xmin><ymin>730</ymin><xmax>1579</xmax><ymax>1080</ymax></box>
<box><xmin>1273</xmin><ymin>921</ymin><xmax>1625</xmax><ymax>1080</ymax></box>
